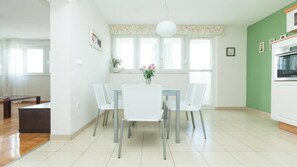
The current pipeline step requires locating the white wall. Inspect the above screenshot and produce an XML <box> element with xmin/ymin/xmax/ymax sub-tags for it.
<box><xmin>50</xmin><ymin>0</ymin><xmax>110</xmax><ymax>136</ymax></box>
<box><xmin>216</xmin><ymin>26</ymin><xmax>247</xmax><ymax>107</ymax></box>
<box><xmin>110</xmin><ymin>26</ymin><xmax>247</xmax><ymax>108</ymax></box>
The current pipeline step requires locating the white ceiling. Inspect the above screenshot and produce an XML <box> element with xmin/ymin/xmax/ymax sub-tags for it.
<box><xmin>0</xmin><ymin>0</ymin><xmax>50</xmax><ymax>39</ymax></box>
<box><xmin>0</xmin><ymin>0</ymin><xmax>295</xmax><ymax>39</ymax></box>
<box><xmin>94</xmin><ymin>0</ymin><xmax>295</xmax><ymax>25</ymax></box>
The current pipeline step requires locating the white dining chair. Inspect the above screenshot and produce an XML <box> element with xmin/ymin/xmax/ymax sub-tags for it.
<box><xmin>103</xmin><ymin>83</ymin><xmax>114</xmax><ymax>126</ymax></box>
<box><xmin>104</xmin><ymin>83</ymin><xmax>114</xmax><ymax>104</ymax></box>
<box><xmin>93</xmin><ymin>83</ymin><xmax>119</xmax><ymax>136</ymax></box>
<box><xmin>101</xmin><ymin>83</ymin><xmax>124</xmax><ymax>127</ymax></box>
<box><xmin>118</xmin><ymin>84</ymin><xmax>166</xmax><ymax>160</ymax></box>
<box><xmin>166</xmin><ymin>83</ymin><xmax>196</xmax><ymax>120</ymax></box>
<box><xmin>166</xmin><ymin>83</ymin><xmax>207</xmax><ymax>139</ymax></box>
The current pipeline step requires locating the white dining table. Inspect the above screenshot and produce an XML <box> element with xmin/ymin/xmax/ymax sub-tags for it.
<box><xmin>113</xmin><ymin>89</ymin><xmax>181</xmax><ymax>143</ymax></box>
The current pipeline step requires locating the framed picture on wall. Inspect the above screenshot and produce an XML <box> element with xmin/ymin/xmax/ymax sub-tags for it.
<box><xmin>259</xmin><ymin>41</ymin><xmax>264</xmax><ymax>53</ymax></box>
<box><xmin>226</xmin><ymin>47</ymin><xmax>235</xmax><ymax>56</ymax></box>
<box><xmin>89</xmin><ymin>28</ymin><xmax>102</xmax><ymax>51</ymax></box>
<box><xmin>269</xmin><ymin>38</ymin><xmax>275</xmax><ymax>50</ymax></box>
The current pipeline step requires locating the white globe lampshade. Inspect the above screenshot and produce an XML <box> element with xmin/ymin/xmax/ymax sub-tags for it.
<box><xmin>156</xmin><ymin>20</ymin><xmax>177</xmax><ymax>37</ymax></box>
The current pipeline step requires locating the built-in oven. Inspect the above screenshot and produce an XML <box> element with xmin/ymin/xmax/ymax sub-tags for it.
<box><xmin>274</xmin><ymin>44</ymin><xmax>297</xmax><ymax>80</ymax></box>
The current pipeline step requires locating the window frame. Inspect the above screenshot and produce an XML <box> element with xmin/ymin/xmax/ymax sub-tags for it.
<box><xmin>112</xmin><ymin>35</ymin><xmax>186</xmax><ymax>73</ymax></box>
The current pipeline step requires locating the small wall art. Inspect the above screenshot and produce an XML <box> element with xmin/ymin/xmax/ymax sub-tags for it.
<box><xmin>226</xmin><ymin>47</ymin><xmax>235</xmax><ymax>56</ymax></box>
<box><xmin>89</xmin><ymin>28</ymin><xmax>102</xmax><ymax>51</ymax></box>
<box><xmin>269</xmin><ymin>38</ymin><xmax>275</xmax><ymax>50</ymax></box>
<box><xmin>259</xmin><ymin>41</ymin><xmax>264</xmax><ymax>53</ymax></box>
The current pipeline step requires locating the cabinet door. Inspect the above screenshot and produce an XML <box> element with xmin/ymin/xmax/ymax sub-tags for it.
<box><xmin>287</xmin><ymin>8</ymin><xmax>297</xmax><ymax>32</ymax></box>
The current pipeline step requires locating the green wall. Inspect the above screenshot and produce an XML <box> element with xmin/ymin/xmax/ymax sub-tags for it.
<box><xmin>247</xmin><ymin>2</ymin><xmax>297</xmax><ymax>112</ymax></box>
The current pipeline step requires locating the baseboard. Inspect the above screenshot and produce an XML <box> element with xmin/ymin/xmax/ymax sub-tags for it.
<box><xmin>50</xmin><ymin>135</ymin><xmax>72</xmax><ymax>140</ymax></box>
<box><xmin>215</xmin><ymin>107</ymin><xmax>246</xmax><ymax>110</ymax></box>
<box><xmin>245</xmin><ymin>107</ymin><xmax>271</xmax><ymax>117</ymax></box>
<box><xmin>50</xmin><ymin>118</ymin><xmax>95</xmax><ymax>140</ymax></box>
<box><xmin>70</xmin><ymin>119</ymin><xmax>95</xmax><ymax>139</ymax></box>
<box><xmin>215</xmin><ymin>107</ymin><xmax>271</xmax><ymax>117</ymax></box>
<box><xmin>279</xmin><ymin>122</ymin><xmax>297</xmax><ymax>135</ymax></box>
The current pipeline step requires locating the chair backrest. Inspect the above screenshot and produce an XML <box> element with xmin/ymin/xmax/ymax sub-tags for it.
<box><xmin>122</xmin><ymin>84</ymin><xmax>163</xmax><ymax>121</ymax></box>
<box><xmin>104</xmin><ymin>83</ymin><xmax>114</xmax><ymax>103</ymax></box>
<box><xmin>93</xmin><ymin>83</ymin><xmax>108</xmax><ymax>109</ymax></box>
<box><xmin>185</xmin><ymin>83</ymin><xmax>196</xmax><ymax>104</ymax></box>
<box><xmin>191</xmin><ymin>83</ymin><xmax>207</xmax><ymax>110</ymax></box>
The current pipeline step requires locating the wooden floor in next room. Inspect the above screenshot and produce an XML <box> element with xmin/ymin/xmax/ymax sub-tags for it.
<box><xmin>0</xmin><ymin>102</ymin><xmax>50</xmax><ymax>166</ymax></box>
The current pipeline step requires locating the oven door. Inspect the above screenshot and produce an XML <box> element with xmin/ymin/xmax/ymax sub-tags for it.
<box><xmin>274</xmin><ymin>51</ymin><xmax>297</xmax><ymax>80</ymax></box>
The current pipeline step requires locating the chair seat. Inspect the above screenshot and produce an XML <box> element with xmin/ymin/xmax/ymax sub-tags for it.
<box><xmin>166</xmin><ymin>100</ymin><xmax>197</xmax><ymax>112</ymax></box>
<box><xmin>109</xmin><ymin>100</ymin><xmax>124</xmax><ymax>110</ymax></box>
<box><xmin>126</xmin><ymin>118</ymin><xmax>162</xmax><ymax>122</ymax></box>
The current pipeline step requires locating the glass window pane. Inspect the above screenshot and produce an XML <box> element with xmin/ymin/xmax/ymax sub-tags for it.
<box><xmin>189</xmin><ymin>39</ymin><xmax>211</xmax><ymax>70</ymax></box>
<box><xmin>27</xmin><ymin>49</ymin><xmax>44</xmax><ymax>73</ymax></box>
<box><xmin>189</xmin><ymin>72</ymin><xmax>211</xmax><ymax>105</ymax></box>
<box><xmin>162</xmin><ymin>38</ymin><xmax>182</xmax><ymax>69</ymax></box>
<box><xmin>115</xmin><ymin>38</ymin><xmax>134</xmax><ymax>69</ymax></box>
<box><xmin>140</xmin><ymin>38</ymin><xmax>159</xmax><ymax>68</ymax></box>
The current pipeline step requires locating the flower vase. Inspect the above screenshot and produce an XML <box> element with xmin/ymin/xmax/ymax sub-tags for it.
<box><xmin>113</xmin><ymin>67</ymin><xmax>120</xmax><ymax>73</ymax></box>
<box><xmin>145</xmin><ymin>78</ymin><xmax>151</xmax><ymax>84</ymax></box>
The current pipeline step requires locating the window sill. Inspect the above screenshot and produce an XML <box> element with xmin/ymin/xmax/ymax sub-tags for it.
<box><xmin>24</xmin><ymin>74</ymin><xmax>50</xmax><ymax>77</ymax></box>
<box><xmin>110</xmin><ymin>69</ymin><xmax>186</xmax><ymax>74</ymax></box>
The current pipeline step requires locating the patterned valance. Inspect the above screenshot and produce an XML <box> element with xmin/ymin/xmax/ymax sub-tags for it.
<box><xmin>109</xmin><ymin>25</ymin><xmax>224</xmax><ymax>36</ymax></box>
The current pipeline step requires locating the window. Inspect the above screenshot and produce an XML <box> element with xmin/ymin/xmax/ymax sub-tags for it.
<box><xmin>112</xmin><ymin>36</ymin><xmax>184</xmax><ymax>71</ymax></box>
<box><xmin>162</xmin><ymin>38</ymin><xmax>182</xmax><ymax>69</ymax></box>
<box><xmin>24</xmin><ymin>47</ymin><xmax>49</xmax><ymax>75</ymax></box>
<box><xmin>26</xmin><ymin>49</ymin><xmax>44</xmax><ymax>73</ymax></box>
<box><xmin>189</xmin><ymin>39</ymin><xmax>213</xmax><ymax>106</ymax></box>
<box><xmin>114</xmin><ymin>37</ymin><xmax>134</xmax><ymax>69</ymax></box>
<box><xmin>140</xmin><ymin>38</ymin><xmax>159</xmax><ymax>68</ymax></box>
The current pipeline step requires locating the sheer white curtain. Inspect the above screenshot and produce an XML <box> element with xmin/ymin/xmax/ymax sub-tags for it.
<box><xmin>2</xmin><ymin>40</ymin><xmax>24</xmax><ymax>96</ymax></box>
<box><xmin>0</xmin><ymin>40</ymin><xmax>3</xmax><ymax>96</ymax></box>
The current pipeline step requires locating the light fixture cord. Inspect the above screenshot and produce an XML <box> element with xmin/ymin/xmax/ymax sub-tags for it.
<box><xmin>164</xmin><ymin>0</ymin><xmax>169</xmax><ymax>18</ymax></box>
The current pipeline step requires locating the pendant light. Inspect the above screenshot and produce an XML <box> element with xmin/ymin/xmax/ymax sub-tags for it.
<box><xmin>156</xmin><ymin>0</ymin><xmax>177</xmax><ymax>37</ymax></box>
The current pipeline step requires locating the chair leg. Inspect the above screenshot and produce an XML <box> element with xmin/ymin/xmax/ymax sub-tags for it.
<box><xmin>161</xmin><ymin>119</ymin><xmax>166</xmax><ymax>160</ymax></box>
<box><xmin>105</xmin><ymin>111</ymin><xmax>110</xmax><ymax>126</ymax></box>
<box><xmin>118</xmin><ymin>119</ymin><xmax>126</xmax><ymax>158</ymax></box>
<box><xmin>166</xmin><ymin>109</ymin><xmax>171</xmax><ymax>139</ymax></box>
<box><xmin>185</xmin><ymin>111</ymin><xmax>189</xmax><ymax>120</ymax></box>
<box><xmin>190</xmin><ymin>111</ymin><xmax>196</xmax><ymax>129</ymax></box>
<box><xmin>199</xmin><ymin>110</ymin><xmax>207</xmax><ymax>139</ymax></box>
<box><xmin>102</xmin><ymin>111</ymin><xmax>107</xmax><ymax>127</ymax></box>
<box><xmin>128</xmin><ymin>122</ymin><xmax>132</xmax><ymax>138</ymax></box>
<box><xmin>93</xmin><ymin>109</ymin><xmax>101</xmax><ymax>136</ymax></box>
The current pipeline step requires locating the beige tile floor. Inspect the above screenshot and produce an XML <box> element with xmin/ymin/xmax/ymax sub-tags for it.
<box><xmin>5</xmin><ymin>109</ymin><xmax>297</xmax><ymax>167</ymax></box>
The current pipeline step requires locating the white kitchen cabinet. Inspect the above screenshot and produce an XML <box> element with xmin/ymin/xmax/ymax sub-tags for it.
<box><xmin>271</xmin><ymin>36</ymin><xmax>297</xmax><ymax>128</ymax></box>
<box><xmin>286</xmin><ymin>5</ymin><xmax>297</xmax><ymax>32</ymax></box>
